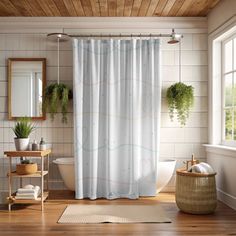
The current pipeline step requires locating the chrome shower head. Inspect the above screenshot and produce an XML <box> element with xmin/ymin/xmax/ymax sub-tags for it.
<box><xmin>168</xmin><ymin>29</ymin><xmax>182</xmax><ymax>44</ymax></box>
<box><xmin>47</xmin><ymin>33</ymin><xmax>70</xmax><ymax>42</ymax></box>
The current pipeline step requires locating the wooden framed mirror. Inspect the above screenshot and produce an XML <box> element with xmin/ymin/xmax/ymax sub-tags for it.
<box><xmin>8</xmin><ymin>58</ymin><xmax>46</xmax><ymax>120</ymax></box>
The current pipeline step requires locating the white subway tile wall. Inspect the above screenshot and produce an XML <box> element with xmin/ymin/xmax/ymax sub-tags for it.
<box><xmin>0</xmin><ymin>33</ymin><xmax>208</xmax><ymax>199</ymax></box>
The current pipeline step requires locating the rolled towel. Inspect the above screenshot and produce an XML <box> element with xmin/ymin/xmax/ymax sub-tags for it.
<box><xmin>199</xmin><ymin>162</ymin><xmax>215</xmax><ymax>174</ymax></box>
<box><xmin>188</xmin><ymin>162</ymin><xmax>215</xmax><ymax>174</ymax></box>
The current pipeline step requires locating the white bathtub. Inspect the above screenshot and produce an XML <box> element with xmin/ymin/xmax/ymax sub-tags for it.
<box><xmin>53</xmin><ymin>158</ymin><xmax>176</xmax><ymax>193</ymax></box>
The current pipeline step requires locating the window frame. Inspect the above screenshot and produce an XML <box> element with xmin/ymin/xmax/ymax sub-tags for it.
<box><xmin>222</xmin><ymin>33</ymin><xmax>236</xmax><ymax>146</ymax></box>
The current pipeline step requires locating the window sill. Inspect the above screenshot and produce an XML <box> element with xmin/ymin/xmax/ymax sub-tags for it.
<box><xmin>203</xmin><ymin>144</ymin><xmax>236</xmax><ymax>158</ymax></box>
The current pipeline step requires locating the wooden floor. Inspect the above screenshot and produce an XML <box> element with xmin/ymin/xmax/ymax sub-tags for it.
<box><xmin>0</xmin><ymin>191</ymin><xmax>236</xmax><ymax>236</ymax></box>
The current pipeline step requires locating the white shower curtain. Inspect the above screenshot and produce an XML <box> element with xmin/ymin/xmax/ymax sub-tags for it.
<box><xmin>73</xmin><ymin>38</ymin><xmax>161</xmax><ymax>199</ymax></box>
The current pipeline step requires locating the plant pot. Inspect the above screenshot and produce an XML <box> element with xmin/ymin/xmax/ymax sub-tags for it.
<box><xmin>16</xmin><ymin>163</ymin><xmax>38</xmax><ymax>175</ymax></box>
<box><xmin>14</xmin><ymin>138</ymin><xmax>29</xmax><ymax>151</ymax></box>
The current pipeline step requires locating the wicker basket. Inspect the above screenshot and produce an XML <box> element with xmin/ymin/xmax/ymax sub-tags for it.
<box><xmin>16</xmin><ymin>163</ymin><xmax>38</xmax><ymax>175</ymax></box>
<box><xmin>176</xmin><ymin>169</ymin><xmax>217</xmax><ymax>214</ymax></box>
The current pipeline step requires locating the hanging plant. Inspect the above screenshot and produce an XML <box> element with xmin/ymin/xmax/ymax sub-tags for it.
<box><xmin>166</xmin><ymin>82</ymin><xmax>194</xmax><ymax>126</ymax></box>
<box><xmin>43</xmin><ymin>83</ymin><xmax>73</xmax><ymax>123</ymax></box>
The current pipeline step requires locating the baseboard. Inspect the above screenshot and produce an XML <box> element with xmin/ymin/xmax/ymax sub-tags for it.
<box><xmin>161</xmin><ymin>186</ymin><xmax>175</xmax><ymax>193</ymax></box>
<box><xmin>217</xmin><ymin>188</ymin><xmax>236</xmax><ymax>210</ymax></box>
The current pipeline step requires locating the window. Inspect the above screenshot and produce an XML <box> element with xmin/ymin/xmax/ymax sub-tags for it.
<box><xmin>222</xmin><ymin>34</ymin><xmax>236</xmax><ymax>144</ymax></box>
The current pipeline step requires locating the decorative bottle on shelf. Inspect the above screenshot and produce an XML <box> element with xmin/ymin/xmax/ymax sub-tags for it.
<box><xmin>32</xmin><ymin>140</ymin><xmax>39</xmax><ymax>151</ymax></box>
<box><xmin>40</xmin><ymin>138</ymin><xmax>46</xmax><ymax>151</ymax></box>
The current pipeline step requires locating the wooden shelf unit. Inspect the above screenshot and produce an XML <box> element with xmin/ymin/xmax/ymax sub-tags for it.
<box><xmin>10</xmin><ymin>191</ymin><xmax>49</xmax><ymax>204</ymax></box>
<box><xmin>8</xmin><ymin>171</ymin><xmax>48</xmax><ymax>178</ymax></box>
<box><xmin>4</xmin><ymin>150</ymin><xmax>51</xmax><ymax>211</ymax></box>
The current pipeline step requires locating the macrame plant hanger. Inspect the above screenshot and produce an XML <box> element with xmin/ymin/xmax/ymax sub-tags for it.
<box><xmin>179</xmin><ymin>38</ymin><xmax>182</xmax><ymax>83</ymax></box>
<box><xmin>47</xmin><ymin>33</ymin><xmax>70</xmax><ymax>84</ymax></box>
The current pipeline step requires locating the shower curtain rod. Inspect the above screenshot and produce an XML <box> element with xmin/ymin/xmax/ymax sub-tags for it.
<box><xmin>68</xmin><ymin>33</ymin><xmax>173</xmax><ymax>38</ymax></box>
<box><xmin>47</xmin><ymin>29</ymin><xmax>183</xmax><ymax>43</ymax></box>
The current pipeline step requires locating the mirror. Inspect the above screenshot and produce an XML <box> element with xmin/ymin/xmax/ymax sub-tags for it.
<box><xmin>8</xmin><ymin>58</ymin><xmax>46</xmax><ymax>120</ymax></box>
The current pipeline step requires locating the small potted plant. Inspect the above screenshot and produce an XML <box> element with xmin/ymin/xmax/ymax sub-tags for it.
<box><xmin>12</xmin><ymin>118</ymin><xmax>37</xmax><ymax>175</ymax></box>
<box><xmin>12</xmin><ymin>117</ymin><xmax>35</xmax><ymax>151</ymax></box>
<box><xmin>166</xmin><ymin>82</ymin><xmax>194</xmax><ymax>126</ymax></box>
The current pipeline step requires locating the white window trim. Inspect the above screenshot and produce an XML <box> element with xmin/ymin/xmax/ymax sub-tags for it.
<box><xmin>221</xmin><ymin>34</ymin><xmax>236</xmax><ymax>147</ymax></box>
<box><xmin>208</xmin><ymin>17</ymin><xmax>236</xmax><ymax>150</ymax></box>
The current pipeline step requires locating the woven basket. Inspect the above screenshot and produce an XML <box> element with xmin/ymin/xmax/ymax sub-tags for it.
<box><xmin>16</xmin><ymin>163</ymin><xmax>38</xmax><ymax>175</ymax></box>
<box><xmin>176</xmin><ymin>169</ymin><xmax>217</xmax><ymax>214</ymax></box>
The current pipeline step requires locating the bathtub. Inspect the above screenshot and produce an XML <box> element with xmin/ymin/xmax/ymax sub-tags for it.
<box><xmin>53</xmin><ymin>158</ymin><xmax>176</xmax><ymax>193</ymax></box>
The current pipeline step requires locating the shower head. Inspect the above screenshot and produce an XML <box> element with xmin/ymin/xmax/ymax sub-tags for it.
<box><xmin>47</xmin><ymin>33</ymin><xmax>70</xmax><ymax>42</ymax></box>
<box><xmin>168</xmin><ymin>29</ymin><xmax>182</xmax><ymax>44</ymax></box>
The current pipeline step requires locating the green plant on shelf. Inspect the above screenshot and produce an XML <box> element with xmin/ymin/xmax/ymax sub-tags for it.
<box><xmin>12</xmin><ymin>117</ymin><xmax>35</xmax><ymax>138</ymax></box>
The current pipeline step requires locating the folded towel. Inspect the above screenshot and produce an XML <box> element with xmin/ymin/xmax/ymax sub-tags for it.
<box><xmin>15</xmin><ymin>191</ymin><xmax>40</xmax><ymax>200</ymax></box>
<box><xmin>23</xmin><ymin>184</ymin><xmax>34</xmax><ymax>189</ymax></box>
<box><xmin>17</xmin><ymin>186</ymin><xmax>40</xmax><ymax>194</ymax></box>
<box><xmin>188</xmin><ymin>162</ymin><xmax>215</xmax><ymax>174</ymax></box>
<box><xmin>15</xmin><ymin>195</ymin><xmax>40</xmax><ymax>200</ymax></box>
<box><xmin>16</xmin><ymin>185</ymin><xmax>41</xmax><ymax>200</ymax></box>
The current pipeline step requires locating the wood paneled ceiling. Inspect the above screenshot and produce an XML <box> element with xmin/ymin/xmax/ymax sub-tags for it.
<box><xmin>0</xmin><ymin>0</ymin><xmax>221</xmax><ymax>17</ymax></box>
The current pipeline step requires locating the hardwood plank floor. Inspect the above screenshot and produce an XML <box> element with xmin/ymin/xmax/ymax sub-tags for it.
<box><xmin>0</xmin><ymin>191</ymin><xmax>235</xmax><ymax>236</ymax></box>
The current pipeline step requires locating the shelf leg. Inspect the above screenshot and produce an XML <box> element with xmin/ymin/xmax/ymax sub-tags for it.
<box><xmin>8</xmin><ymin>203</ymin><xmax>11</xmax><ymax>212</ymax></box>
<box><xmin>20</xmin><ymin>178</ymin><xmax>23</xmax><ymax>188</ymax></box>
<box><xmin>47</xmin><ymin>154</ymin><xmax>49</xmax><ymax>191</ymax></box>
<box><xmin>41</xmin><ymin>156</ymin><xmax>44</xmax><ymax>211</ymax></box>
<box><xmin>8</xmin><ymin>157</ymin><xmax>12</xmax><ymax>212</ymax></box>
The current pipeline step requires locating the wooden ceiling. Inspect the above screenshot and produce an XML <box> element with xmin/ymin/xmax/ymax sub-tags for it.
<box><xmin>0</xmin><ymin>0</ymin><xmax>221</xmax><ymax>17</ymax></box>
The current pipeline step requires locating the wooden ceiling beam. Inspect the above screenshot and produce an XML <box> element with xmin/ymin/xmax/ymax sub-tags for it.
<box><xmin>108</xmin><ymin>0</ymin><xmax>117</xmax><ymax>16</ymax></box>
<box><xmin>167</xmin><ymin>0</ymin><xmax>185</xmax><ymax>16</ymax></box>
<box><xmin>161</xmin><ymin>0</ymin><xmax>176</xmax><ymax>16</ymax></box>
<box><xmin>124</xmin><ymin>0</ymin><xmax>133</xmax><ymax>16</ymax></box>
<box><xmin>0</xmin><ymin>0</ymin><xmax>21</xmax><ymax>16</ymax></box>
<box><xmin>90</xmin><ymin>0</ymin><xmax>101</xmax><ymax>16</ymax></box>
<box><xmin>176</xmin><ymin>0</ymin><xmax>194</xmax><ymax>16</ymax></box>
<box><xmin>138</xmin><ymin>0</ymin><xmax>151</xmax><ymax>17</ymax></box>
<box><xmin>0</xmin><ymin>0</ymin><xmax>222</xmax><ymax>17</ymax></box>
<box><xmin>35</xmin><ymin>0</ymin><xmax>54</xmax><ymax>16</ymax></box>
<box><xmin>52</xmin><ymin>0</ymin><xmax>70</xmax><ymax>16</ymax></box>
<box><xmin>117</xmin><ymin>0</ymin><xmax>125</xmax><ymax>16</ymax></box>
<box><xmin>63</xmin><ymin>0</ymin><xmax>78</xmax><ymax>16</ymax></box>
<box><xmin>71</xmin><ymin>0</ymin><xmax>85</xmax><ymax>16</ymax></box>
<box><xmin>199</xmin><ymin>0</ymin><xmax>219</xmax><ymax>16</ymax></box>
<box><xmin>80</xmin><ymin>0</ymin><xmax>93</xmax><ymax>16</ymax></box>
<box><xmin>26</xmin><ymin>0</ymin><xmax>46</xmax><ymax>16</ymax></box>
<box><xmin>99</xmin><ymin>0</ymin><xmax>108</xmax><ymax>16</ymax></box>
<box><xmin>9</xmin><ymin>0</ymin><xmax>32</xmax><ymax>16</ymax></box>
<box><xmin>42</xmin><ymin>0</ymin><xmax>61</xmax><ymax>16</ymax></box>
<box><xmin>146</xmin><ymin>0</ymin><xmax>160</xmax><ymax>16</ymax></box>
<box><xmin>153</xmin><ymin>0</ymin><xmax>168</xmax><ymax>16</ymax></box>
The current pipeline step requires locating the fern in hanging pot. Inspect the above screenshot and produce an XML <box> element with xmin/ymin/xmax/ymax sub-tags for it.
<box><xmin>166</xmin><ymin>82</ymin><xmax>194</xmax><ymax>126</ymax></box>
<box><xmin>43</xmin><ymin>83</ymin><xmax>73</xmax><ymax>123</ymax></box>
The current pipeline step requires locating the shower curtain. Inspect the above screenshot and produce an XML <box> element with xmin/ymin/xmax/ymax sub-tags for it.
<box><xmin>73</xmin><ymin>38</ymin><xmax>161</xmax><ymax>199</ymax></box>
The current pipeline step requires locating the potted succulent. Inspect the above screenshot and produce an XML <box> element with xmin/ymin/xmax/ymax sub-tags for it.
<box><xmin>166</xmin><ymin>82</ymin><xmax>194</xmax><ymax>126</ymax></box>
<box><xmin>12</xmin><ymin>117</ymin><xmax>35</xmax><ymax>151</ymax></box>
<box><xmin>12</xmin><ymin>117</ymin><xmax>37</xmax><ymax>175</ymax></box>
<box><xmin>43</xmin><ymin>83</ymin><xmax>73</xmax><ymax>123</ymax></box>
